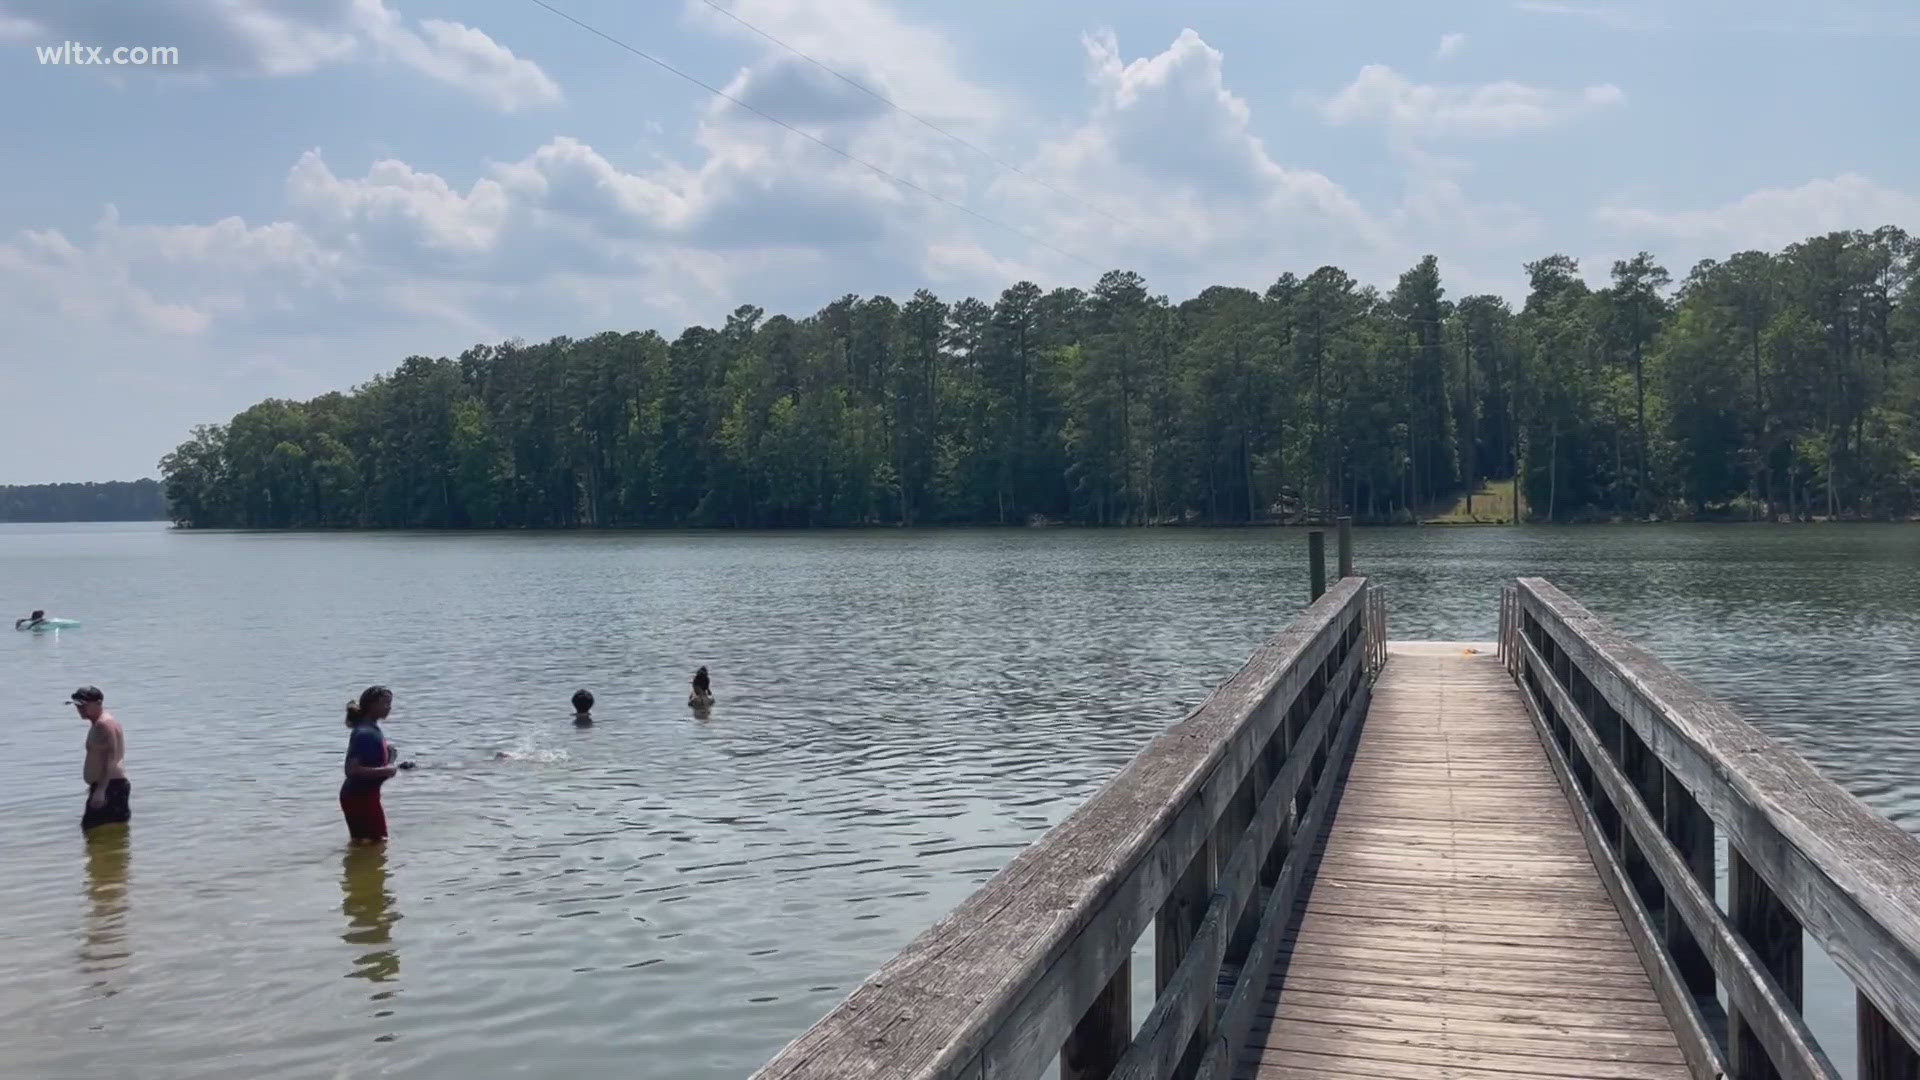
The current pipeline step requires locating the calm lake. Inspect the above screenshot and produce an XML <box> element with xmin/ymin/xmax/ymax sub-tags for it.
<box><xmin>2</xmin><ymin>522</ymin><xmax>1916</xmax><ymax>1078</ymax></box>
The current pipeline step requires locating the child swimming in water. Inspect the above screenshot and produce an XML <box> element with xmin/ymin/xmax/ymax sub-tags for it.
<box><xmin>688</xmin><ymin>667</ymin><xmax>713</xmax><ymax>709</ymax></box>
<box><xmin>571</xmin><ymin>688</ymin><xmax>594</xmax><ymax>723</ymax></box>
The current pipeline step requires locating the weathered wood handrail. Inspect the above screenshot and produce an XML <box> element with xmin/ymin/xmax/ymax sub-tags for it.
<box><xmin>1501</xmin><ymin>577</ymin><xmax>1920</xmax><ymax>1080</ymax></box>
<box><xmin>753</xmin><ymin>577</ymin><xmax>1381</xmax><ymax>1080</ymax></box>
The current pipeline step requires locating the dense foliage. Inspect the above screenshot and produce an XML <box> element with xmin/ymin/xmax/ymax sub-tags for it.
<box><xmin>0</xmin><ymin>479</ymin><xmax>166</xmax><ymax>522</ymax></box>
<box><xmin>161</xmin><ymin>229</ymin><xmax>1920</xmax><ymax>529</ymax></box>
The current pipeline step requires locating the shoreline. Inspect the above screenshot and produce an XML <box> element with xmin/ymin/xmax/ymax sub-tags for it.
<box><xmin>138</xmin><ymin>517</ymin><xmax>1920</xmax><ymax>533</ymax></box>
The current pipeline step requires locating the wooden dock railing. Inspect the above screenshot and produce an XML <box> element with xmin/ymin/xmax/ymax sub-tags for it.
<box><xmin>1501</xmin><ymin>577</ymin><xmax>1920</xmax><ymax>1080</ymax></box>
<box><xmin>753</xmin><ymin>576</ymin><xmax>1381</xmax><ymax>1080</ymax></box>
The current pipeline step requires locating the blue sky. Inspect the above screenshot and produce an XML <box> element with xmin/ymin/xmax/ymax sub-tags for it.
<box><xmin>2</xmin><ymin>0</ymin><xmax>1915</xmax><ymax>482</ymax></box>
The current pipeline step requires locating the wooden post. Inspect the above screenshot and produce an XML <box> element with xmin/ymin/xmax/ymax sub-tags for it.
<box><xmin>1224</xmin><ymin>767</ymin><xmax>1261</xmax><ymax>964</ymax></box>
<box><xmin>1307</xmin><ymin>530</ymin><xmax>1326</xmax><ymax>600</ymax></box>
<box><xmin>1729</xmin><ymin>850</ymin><xmax>1801</xmax><ymax>1080</ymax></box>
<box><xmin>1260</xmin><ymin>734</ymin><xmax>1293</xmax><ymax>888</ymax></box>
<box><xmin>1061</xmin><ymin>957</ymin><xmax>1130</xmax><ymax>1080</ymax></box>
<box><xmin>1157</xmin><ymin>838</ymin><xmax>1213</xmax><ymax>1080</ymax></box>
<box><xmin>1859</xmin><ymin>990</ymin><xmax>1920</xmax><ymax>1080</ymax></box>
<box><xmin>1660</xmin><ymin>770</ymin><xmax>1716</xmax><ymax>1001</ymax></box>
<box><xmin>1335</xmin><ymin>516</ymin><xmax>1353</xmax><ymax>578</ymax></box>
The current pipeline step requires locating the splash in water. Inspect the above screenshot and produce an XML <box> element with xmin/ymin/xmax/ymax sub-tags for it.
<box><xmin>491</xmin><ymin>734</ymin><xmax>571</xmax><ymax>764</ymax></box>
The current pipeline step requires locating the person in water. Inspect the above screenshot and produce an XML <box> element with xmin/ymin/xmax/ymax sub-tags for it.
<box><xmin>74</xmin><ymin>686</ymin><xmax>131</xmax><ymax>831</ymax></box>
<box><xmin>689</xmin><ymin>666</ymin><xmax>714</xmax><ymax>708</ymax></box>
<box><xmin>571</xmin><ymin>688</ymin><xmax>594</xmax><ymax>722</ymax></box>
<box><xmin>340</xmin><ymin>686</ymin><xmax>408</xmax><ymax>845</ymax></box>
<box><xmin>16</xmin><ymin>609</ymin><xmax>46</xmax><ymax>630</ymax></box>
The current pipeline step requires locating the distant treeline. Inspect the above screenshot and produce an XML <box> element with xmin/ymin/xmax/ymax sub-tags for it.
<box><xmin>161</xmin><ymin>227</ymin><xmax>1919</xmax><ymax>529</ymax></box>
<box><xmin>0</xmin><ymin>479</ymin><xmax>167</xmax><ymax>522</ymax></box>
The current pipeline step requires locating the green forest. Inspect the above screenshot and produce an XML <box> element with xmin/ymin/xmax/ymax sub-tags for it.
<box><xmin>1</xmin><ymin>480</ymin><xmax>166</xmax><ymax>523</ymax></box>
<box><xmin>160</xmin><ymin>227</ymin><xmax>1920</xmax><ymax>529</ymax></box>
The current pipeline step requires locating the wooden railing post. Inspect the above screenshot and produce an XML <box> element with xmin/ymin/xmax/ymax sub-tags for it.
<box><xmin>1307</xmin><ymin>530</ymin><xmax>1326</xmax><ymax>600</ymax></box>
<box><xmin>1859</xmin><ymin>991</ymin><xmax>1920</xmax><ymax>1080</ymax></box>
<box><xmin>1061</xmin><ymin>957</ymin><xmax>1131</xmax><ymax>1080</ymax></box>
<box><xmin>1260</xmin><ymin>731</ymin><xmax>1293</xmax><ymax>888</ymax></box>
<box><xmin>1223</xmin><ymin>765</ymin><xmax>1261</xmax><ymax>965</ymax></box>
<box><xmin>1660</xmin><ymin>770</ymin><xmax>1716</xmax><ymax>1001</ymax></box>
<box><xmin>1335</xmin><ymin>516</ymin><xmax>1353</xmax><ymax>578</ymax></box>
<box><xmin>1158</xmin><ymin>839</ymin><xmax>1214</xmax><ymax>1079</ymax></box>
<box><xmin>1729</xmin><ymin>850</ymin><xmax>1801</xmax><ymax>1080</ymax></box>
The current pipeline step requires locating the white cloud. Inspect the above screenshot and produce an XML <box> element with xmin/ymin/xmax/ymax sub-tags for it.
<box><xmin>0</xmin><ymin>0</ymin><xmax>559</xmax><ymax>110</ymax></box>
<box><xmin>1318</xmin><ymin>64</ymin><xmax>1626</xmax><ymax>137</ymax></box>
<box><xmin>491</xmin><ymin>137</ymin><xmax>695</xmax><ymax>235</ymax></box>
<box><xmin>1013</xmin><ymin>29</ymin><xmax>1393</xmax><ymax>284</ymax></box>
<box><xmin>685</xmin><ymin>0</ymin><xmax>1002</xmax><ymax>127</ymax></box>
<box><xmin>1597</xmin><ymin>174</ymin><xmax>1920</xmax><ymax>248</ymax></box>
<box><xmin>0</xmin><ymin>206</ymin><xmax>341</xmax><ymax>338</ymax></box>
<box><xmin>352</xmin><ymin>2</ymin><xmax>562</xmax><ymax>111</ymax></box>
<box><xmin>1436</xmin><ymin>32</ymin><xmax>1468</xmax><ymax>59</ymax></box>
<box><xmin>1</xmin><ymin>123</ymin><xmax>919</xmax><ymax>356</ymax></box>
<box><xmin>288</xmin><ymin>150</ymin><xmax>514</xmax><ymax>256</ymax></box>
<box><xmin>721</xmin><ymin>53</ymin><xmax>892</xmax><ymax>124</ymax></box>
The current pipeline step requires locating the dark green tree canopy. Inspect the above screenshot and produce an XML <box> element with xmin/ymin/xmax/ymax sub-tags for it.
<box><xmin>162</xmin><ymin>228</ymin><xmax>1920</xmax><ymax>529</ymax></box>
<box><xmin>0</xmin><ymin>480</ymin><xmax>166</xmax><ymax>522</ymax></box>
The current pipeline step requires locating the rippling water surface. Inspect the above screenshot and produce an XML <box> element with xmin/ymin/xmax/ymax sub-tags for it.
<box><xmin>2</xmin><ymin>523</ymin><xmax>1915</xmax><ymax>1078</ymax></box>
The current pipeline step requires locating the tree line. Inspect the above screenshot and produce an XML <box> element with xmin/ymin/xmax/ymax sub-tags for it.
<box><xmin>1</xmin><ymin>480</ymin><xmax>166</xmax><ymax>523</ymax></box>
<box><xmin>160</xmin><ymin>227</ymin><xmax>1919</xmax><ymax>529</ymax></box>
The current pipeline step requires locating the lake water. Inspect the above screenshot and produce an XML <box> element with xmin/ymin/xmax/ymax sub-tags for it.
<box><xmin>2</xmin><ymin>523</ymin><xmax>1915</xmax><ymax>1079</ymax></box>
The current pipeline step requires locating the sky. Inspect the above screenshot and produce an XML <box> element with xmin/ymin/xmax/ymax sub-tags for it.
<box><xmin>1</xmin><ymin>0</ymin><xmax>1915</xmax><ymax>483</ymax></box>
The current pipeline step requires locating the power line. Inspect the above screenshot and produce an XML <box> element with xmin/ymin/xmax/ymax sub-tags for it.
<box><xmin>692</xmin><ymin>0</ymin><xmax>1135</xmax><ymax>231</ymax></box>
<box><xmin>526</xmin><ymin>0</ymin><xmax>1100</xmax><ymax>269</ymax></box>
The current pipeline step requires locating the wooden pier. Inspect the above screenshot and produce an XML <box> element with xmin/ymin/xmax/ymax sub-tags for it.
<box><xmin>753</xmin><ymin>577</ymin><xmax>1920</xmax><ymax>1080</ymax></box>
<box><xmin>1244</xmin><ymin>642</ymin><xmax>1690</xmax><ymax>1079</ymax></box>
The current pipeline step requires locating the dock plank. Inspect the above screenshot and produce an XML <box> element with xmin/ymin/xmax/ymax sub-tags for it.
<box><xmin>1241</xmin><ymin>647</ymin><xmax>1691</xmax><ymax>1080</ymax></box>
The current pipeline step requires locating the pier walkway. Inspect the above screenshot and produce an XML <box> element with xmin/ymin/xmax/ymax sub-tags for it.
<box><xmin>754</xmin><ymin>577</ymin><xmax>1920</xmax><ymax>1080</ymax></box>
<box><xmin>1242</xmin><ymin>644</ymin><xmax>1688</xmax><ymax>1079</ymax></box>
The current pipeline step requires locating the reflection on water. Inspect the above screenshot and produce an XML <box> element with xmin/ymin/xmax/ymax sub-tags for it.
<box><xmin>1</xmin><ymin>522</ymin><xmax>1916</xmax><ymax>1079</ymax></box>
<box><xmin>80</xmin><ymin>826</ymin><xmax>132</xmax><ymax>993</ymax></box>
<box><xmin>341</xmin><ymin>847</ymin><xmax>400</xmax><ymax>984</ymax></box>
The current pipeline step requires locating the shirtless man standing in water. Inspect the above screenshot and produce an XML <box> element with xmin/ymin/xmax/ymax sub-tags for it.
<box><xmin>73</xmin><ymin>686</ymin><xmax>130</xmax><ymax>831</ymax></box>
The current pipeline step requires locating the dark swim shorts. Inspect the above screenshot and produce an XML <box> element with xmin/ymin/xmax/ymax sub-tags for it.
<box><xmin>81</xmin><ymin>778</ymin><xmax>131</xmax><ymax>831</ymax></box>
<box><xmin>340</xmin><ymin>787</ymin><xmax>388</xmax><ymax>842</ymax></box>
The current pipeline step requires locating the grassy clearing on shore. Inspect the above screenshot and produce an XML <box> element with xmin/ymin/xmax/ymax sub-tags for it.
<box><xmin>1426</xmin><ymin>478</ymin><xmax>1518</xmax><ymax>524</ymax></box>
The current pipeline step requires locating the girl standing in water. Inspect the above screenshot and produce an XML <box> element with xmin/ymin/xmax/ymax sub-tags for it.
<box><xmin>341</xmin><ymin>686</ymin><xmax>399</xmax><ymax>844</ymax></box>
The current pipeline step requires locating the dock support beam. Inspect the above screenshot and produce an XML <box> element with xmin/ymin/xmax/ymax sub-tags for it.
<box><xmin>1728</xmin><ymin>851</ymin><xmax>1801</xmax><ymax>1080</ymax></box>
<box><xmin>1859</xmin><ymin>991</ymin><xmax>1920</xmax><ymax>1080</ymax></box>
<box><xmin>1308</xmin><ymin>530</ymin><xmax>1326</xmax><ymax>601</ymax></box>
<box><xmin>1336</xmin><ymin>517</ymin><xmax>1353</xmax><ymax>578</ymax></box>
<box><xmin>1061</xmin><ymin>957</ymin><xmax>1130</xmax><ymax>1080</ymax></box>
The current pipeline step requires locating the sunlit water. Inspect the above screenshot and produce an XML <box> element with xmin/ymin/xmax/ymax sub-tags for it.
<box><xmin>2</xmin><ymin>523</ymin><xmax>1915</xmax><ymax>1078</ymax></box>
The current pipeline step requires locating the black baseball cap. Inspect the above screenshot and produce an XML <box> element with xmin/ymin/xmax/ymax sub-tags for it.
<box><xmin>69</xmin><ymin>686</ymin><xmax>104</xmax><ymax>703</ymax></box>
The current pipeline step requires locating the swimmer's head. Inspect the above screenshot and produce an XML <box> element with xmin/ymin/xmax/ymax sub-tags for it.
<box><xmin>30</xmin><ymin>609</ymin><xmax>45</xmax><ymax>620</ymax></box>
<box><xmin>346</xmin><ymin>685</ymin><xmax>392</xmax><ymax>726</ymax></box>
<box><xmin>70</xmin><ymin>685</ymin><xmax>105</xmax><ymax>720</ymax></box>
<box><xmin>571</xmin><ymin>688</ymin><xmax>594</xmax><ymax>714</ymax></box>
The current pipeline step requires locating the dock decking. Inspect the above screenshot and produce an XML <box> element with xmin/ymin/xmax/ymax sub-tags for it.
<box><xmin>1240</xmin><ymin>644</ymin><xmax>1689</xmax><ymax>1079</ymax></box>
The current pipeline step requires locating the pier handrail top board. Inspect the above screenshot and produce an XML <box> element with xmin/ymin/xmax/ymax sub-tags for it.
<box><xmin>753</xmin><ymin>577</ymin><xmax>1369</xmax><ymax>1080</ymax></box>
<box><xmin>1515</xmin><ymin>576</ymin><xmax>1920</xmax><ymax>1044</ymax></box>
